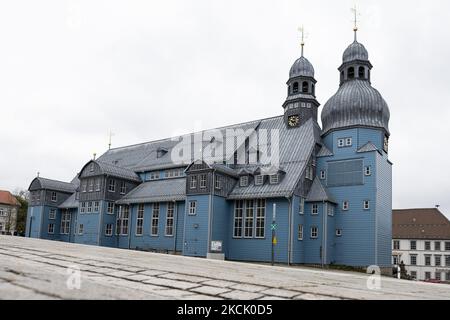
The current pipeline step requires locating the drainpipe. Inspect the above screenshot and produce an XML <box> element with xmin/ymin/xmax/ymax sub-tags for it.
<box><xmin>127</xmin><ymin>203</ymin><xmax>132</xmax><ymax>250</ymax></box>
<box><xmin>322</xmin><ymin>200</ymin><xmax>327</xmax><ymax>268</ymax></box>
<box><xmin>173</xmin><ymin>200</ymin><xmax>178</xmax><ymax>253</ymax></box>
<box><xmin>207</xmin><ymin>171</ymin><xmax>215</xmax><ymax>255</ymax></box>
<box><xmin>286</xmin><ymin>196</ymin><xmax>292</xmax><ymax>266</ymax></box>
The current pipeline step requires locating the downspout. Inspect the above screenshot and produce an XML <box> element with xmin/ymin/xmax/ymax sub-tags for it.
<box><xmin>286</xmin><ymin>196</ymin><xmax>293</xmax><ymax>266</ymax></box>
<box><xmin>207</xmin><ymin>171</ymin><xmax>215</xmax><ymax>255</ymax></box>
<box><xmin>173</xmin><ymin>200</ymin><xmax>178</xmax><ymax>253</ymax></box>
<box><xmin>322</xmin><ymin>200</ymin><xmax>327</xmax><ymax>267</ymax></box>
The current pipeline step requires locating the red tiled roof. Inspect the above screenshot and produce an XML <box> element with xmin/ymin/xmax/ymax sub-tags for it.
<box><xmin>0</xmin><ymin>190</ymin><xmax>20</xmax><ymax>206</ymax></box>
<box><xmin>393</xmin><ymin>208</ymin><xmax>450</xmax><ymax>240</ymax></box>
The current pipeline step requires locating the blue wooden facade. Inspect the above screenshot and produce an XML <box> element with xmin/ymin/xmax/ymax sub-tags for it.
<box><xmin>25</xmin><ymin>33</ymin><xmax>392</xmax><ymax>271</ymax></box>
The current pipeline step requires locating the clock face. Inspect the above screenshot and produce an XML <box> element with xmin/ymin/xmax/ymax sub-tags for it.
<box><xmin>288</xmin><ymin>115</ymin><xmax>300</xmax><ymax>127</ymax></box>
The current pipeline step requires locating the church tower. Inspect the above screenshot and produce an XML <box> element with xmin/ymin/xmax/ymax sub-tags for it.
<box><xmin>283</xmin><ymin>28</ymin><xmax>320</xmax><ymax>128</ymax></box>
<box><xmin>318</xmin><ymin>19</ymin><xmax>392</xmax><ymax>271</ymax></box>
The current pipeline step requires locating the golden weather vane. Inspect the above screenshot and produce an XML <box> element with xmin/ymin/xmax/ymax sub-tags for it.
<box><xmin>297</xmin><ymin>25</ymin><xmax>308</xmax><ymax>57</ymax></box>
<box><xmin>351</xmin><ymin>3</ymin><xmax>361</xmax><ymax>41</ymax></box>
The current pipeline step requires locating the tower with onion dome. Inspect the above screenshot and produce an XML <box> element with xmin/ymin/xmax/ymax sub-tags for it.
<box><xmin>316</xmin><ymin>17</ymin><xmax>393</xmax><ymax>271</ymax></box>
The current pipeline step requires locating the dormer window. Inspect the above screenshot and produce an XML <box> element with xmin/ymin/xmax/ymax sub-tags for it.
<box><xmin>240</xmin><ymin>176</ymin><xmax>249</xmax><ymax>187</ymax></box>
<box><xmin>51</xmin><ymin>192</ymin><xmax>57</xmax><ymax>202</ymax></box>
<box><xmin>269</xmin><ymin>174</ymin><xmax>279</xmax><ymax>184</ymax></box>
<box><xmin>293</xmin><ymin>82</ymin><xmax>299</xmax><ymax>94</ymax></box>
<box><xmin>190</xmin><ymin>176</ymin><xmax>197</xmax><ymax>189</ymax></box>
<box><xmin>255</xmin><ymin>175</ymin><xmax>264</xmax><ymax>186</ymax></box>
<box><xmin>302</xmin><ymin>81</ymin><xmax>308</xmax><ymax>93</ymax></box>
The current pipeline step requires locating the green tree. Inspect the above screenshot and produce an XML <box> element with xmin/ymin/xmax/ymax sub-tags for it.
<box><xmin>14</xmin><ymin>190</ymin><xmax>29</xmax><ymax>236</ymax></box>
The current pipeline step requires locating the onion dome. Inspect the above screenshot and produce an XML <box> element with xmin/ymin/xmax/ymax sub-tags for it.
<box><xmin>289</xmin><ymin>56</ymin><xmax>315</xmax><ymax>78</ymax></box>
<box><xmin>321</xmin><ymin>39</ymin><xmax>390</xmax><ymax>136</ymax></box>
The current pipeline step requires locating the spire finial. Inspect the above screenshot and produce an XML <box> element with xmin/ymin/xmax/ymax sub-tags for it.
<box><xmin>298</xmin><ymin>25</ymin><xmax>308</xmax><ymax>57</ymax></box>
<box><xmin>108</xmin><ymin>130</ymin><xmax>114</xmax><ymax>150</ymax></box>
<box><xmin>37</xmin><ymin>171</ymin><xmax>40</xmax><ymax>177</ymax></box>
<box><xmin>351</xmin><ymin>4</ymin><xmax>360</xmax><ymax>42</ymax></box>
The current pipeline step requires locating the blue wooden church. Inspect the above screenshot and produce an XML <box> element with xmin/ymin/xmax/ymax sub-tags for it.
<box><xmin>26</xmin><ymin>29</ymin><xmax>392</xmax><ymax>272</ymax></box>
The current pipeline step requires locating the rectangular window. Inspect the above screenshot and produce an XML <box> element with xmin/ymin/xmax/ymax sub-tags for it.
<box><xmin>393</xmin><ymin>240</ymin><xmax>400</xmax><ymax>250</ymax></box>
<box><xmin>95</xmin><ymin>178</ymin><xmax>101</xmax><ymax>191</ymax></box>
<box><xmin>435</xmin><ymin>255</ymin><xmax>442</xmax><ymax>267</ymax></box>
<box><xmin>165</xmin><ymin>202</ymin><xmax>175</xmax><ymax>236</ymax></box>
<box><xmin>410</xmin><ymin>241</ymin><xmax>417</xmax><ymax>250</ymax></box>
<box><xmin>345</xmin><ymin>137</ymin><xmax>352</xmax><ymax>146</ymax></box>
<box><xmin>78</xmin><ymin>224</ymin><xmax>84</xmax><ymax>235</ymax></box>
<box><xmin>244</xmin><ymin>200</ymin><xmax>254</xmax><ymax>238</ymax></box>
<box><xmin>435</xmin><ymin>241</ymin><xmax>441</xmax><ymax>251</ymax></box>
<box><xmin>105</xmin><ymin>224</ymin><xmax>113</xmax><ymax>236</ymax></box>
<box><xmin>410</xmin><ymin>271</ymin><xmax>417</xmax><ymax>279</ymax></box>
<box><xmin>337</xmin><ymin>138</ymin><xmax>345</xmax><ymax>148</ymax></box>
<box><xmin>48</xmin><ymin>223</ymin><xmax>54</xmax><ymax>234</ymax></box>
<box><xmin>255</xmin><ymin>175</ymin><xmax>264</xmax><ymax>186</ymax></box>
<box><xmin>215</xmin><ymin>176</ymin><xmax>222</xmax><ymax>189</ymax></box>
<box><xmin>363</xmin><ymin>200</ymin><xmax>370</xmax><ymax>210</ymax></box>
<box><xmin>298</xmin><ymin>224</ymin><xmax>303</xmax><ymax>240</ymax></box>
<box><xmin>94</xmin><ymin>201</ymin><xmax>99</xmax><ymax>212</ymax></box>
<box><xmin>447</xmin><ymin>272</ymin><xmax>450</xmax><ymax>281</ymax></box>
<box><xmin>87</xmin><ymin>202</ymin><xmax>92</xmax><ymax>213</ymax></box>
<box><xmin>425</xmin><ymin>255</ymin><xmax>431</xmax><ymax>266</ymax></box>
<box><xmin>49</xmin><ymin>209</ymin><xmax>56</xmax><ymax>220</ymax></box>
<box><xmin>336</xmin><ymin>229</ymin><xmax>342</xmax><ymax>237</ymax></box>
<box><xmin>120</xmin><ymin>182</ymin><xmax>127</xmax><ymax>195</ymax></box>
<box><xmin>312</xmin><ymin>204</ymin><xmax>318</xmax><ymax>215</ymax></box>
<box><xmin>299</xmin><ymin>198</ymin><xmax>305</xmax><ymax>215</ymax></box>
<box><xmin>446</xmin><ymin>242</ymin><xmax>450</xmax><ymax>251</ymax></box>
<box><xmin>188</xmin><ymin>201</ymin><xmax>197</xmax><ymax>215</ymax></box>
<box><xmin>60</xmin><ymin>210</ymin><xmax>71</xmax><ymax>235</ymax></box>
<box><xmin>200</xmin><ymin>174</ymin><xmax>207</xmax><ymax>189</ymax></box>
<box><xmin>410</xmin><ymin>254</ymin><xmax>417</xmax><ymax>266</ymax></box>
<box><xmin>445</xmin><ymin>255</ymin><xmax>450</xmax><ymax>267</ymax></box>
<box><xmin>81</xmin><ymin>181</ymin><xmax>87</xmax><ymax>193</ymax></box>
<box><xmin>233</xmin><ymin>200</ymin><xmax>244</xmax><ymax>238</ymax></box>
<box><xmin>88</xmin><ymin>179</ymin><xmax>94</xmax><ymax>192</ymax></box>
<box><xmin>320</xmin><ymin>170</ymin><xmax>326</xmax><ymax>180</ymax></box>
<box><xmin>342</xmin><ymin>201</ymin><xmax>349</xmax><ymax>211</ymax></box>
<box><xmin>311</xmin><ymin>226</ymin><xmax>318</xmax><ymax>239</ymax></box>
<box><xmin>121</xmin><ymin>206</ymin><xmax>130</xmax><ymax>235</ymax></box>
<box><xmin>80</xmin><ymin>202</ymin><xmax>86</xmax><ymax>213</ymax></box>
<box><xmin>425</xmin><ymin>241</ymin><xmax>431</xmax><ymax>251</ymax></box>
<box><xmin>136</xmin><ymin>204</ymin><xmax>144</xmax><ymax>236</ymax></box>
<box><xmin>365</xmin><ymin>166</ymin><xmax>371</xmax><ymax>176</ymax></box>
<box><xmin>149</xmin><ymin>172</ymin><xmax>160</xmax><ymax>180</ymax></box>
<box><xmin>327</xmin><ymin>159</ymin><xmax>363</xmax><ymax>187</ymax></box>
<box><xmin>190</xmin><ymin>176</ymin><xmax>197</xmax><ymax>189</ymax></box>
<box><xmin>393</xmin><ymin>255</ymin><xmax>398</xmax><ymax>265</ymax></box>
<box><xmin>269</xmin><ymin>174</ymin><xmax>279</xmax><ymax>184</ymax></box>
<box><xmin>107</xmin><ymin>202</ymin><xmax>114</xmax><ymax>214</ymax></box>
<box><xmin>151</xmin><ymin>203</ymin><xmax>160</xmax><ymax>236</ymax></box>
<box><xmin>436</xmin><ymin>272</ymin><xmax>441</xmax><ymax>281</ymax></box>
<box><xmin>240</xmin><ymin>176</ymin><xmax>249</xmax><ymax>187</ymax></box>
<box><xmin>51</xmin><ymin>192</ymin><xmax>57</xmax><ymax>202</ymax></box>
<box><xmin>255</xmin><ymin>199</ymin><xmax>266</xmax><ymax>238</ymax></box>
<box><xmin>108</xmin><ymin>179</ymin><xmax>116</xmax><ymax>192</ymax></box>
<box><xmin>425</xmin><ymin>272</ymin><xmax>431</xmax><ymax>280</ymax></box>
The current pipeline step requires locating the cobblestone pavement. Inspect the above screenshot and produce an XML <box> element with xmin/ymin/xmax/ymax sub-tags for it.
<box><xmin>1</xmin><ymin>235</ymin><xmax>449</xmax><ymax>300</ymax></box>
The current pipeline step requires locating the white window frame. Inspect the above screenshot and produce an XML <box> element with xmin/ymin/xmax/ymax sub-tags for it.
<box><xmin>299</xmin><ymin>198</ymin><xmax>305</xmax><ymax>215</ymax></box>
<box><xmin>298</xmin><ymin>224</ymin><xmax>303</xmax><ymax>240</ymax></box>
<box><xmin>80</xmin><ymin>202</ymin><xmax>86</xmax><ymax>214</ymax></box>
<box><xmin>345</xmin><ymin>137</ymin><xmax>352</xmax><ymax>146</ymax></box>
<box><xmin>233</xmin><ymin>200</ymin><xmax>244</xmax><ymax>238</ymax></box>
<box><xmin>51</xmin><ymin>192</ymin><xmax>57</xmax><ymax>202</ymax></box>
<box><xmin>393</xmin><ymin>240</ymin><xmax>400</xmax><ymax>250</ymax></box>
<box><xmin>336</xmin><ymin>229</ymin><xmax>342</xmax><ymax>237</ymax></box>
<box><xmin>78</xmin><ymin>223</ymin><xmax>84</xmax><ymax>235</ymax></box>
<box><xmin>312</xmin><ymin>204</ymin><xmax>319</xmax><ymax>215</ymax></box>
<box><xmin>215</xmin><ymin>176</ymin><xmax>222</xmax><ymax>189</ymax></box>
<box><xmin>410</xmin><ymin>240</ymin><xmax>417</xmax><ymax>250</ymax></box>
<box><xmin>151</xmin><ymin>203</ymin><xmax>159</xmax><ymax>236</ymax></box>
<box><xmin>327</xmin><ymin>204</ymin><xmax>334</xmax><ymax>216</ymax></box>
<box><xmin>95</xmin><ymin>178</ymin><xmax>101</xmax><ymax>191</ymax></box>
<box><xmin>48</xmin><ymin>223</ymin><xmax>55</xmax><ymax>234</ymax></box>
<box><xmin>136</xmin><ymin>204</ymin><xmax>144</xmax><ymax>236</ymax></box>
<box><xmin>255</xmin><ymin>175</ymin><xmax>264</xmax><ymax>186</ymax></box>
<box><xmin>365</xmin><ymin>166</ymin><xmax>371</xmax><ymax>176</ymax></box>
<box><xmin>94</xmin><ymin>201</ymin><xmax>99</xmax><ymax>213</ymax></box>
<box><xmin>88</xmin><ymin>179</ymin><xmax>94</xmax><ymax>192</ymax></box>
<box><xmin>165</xmin><ymin>202</ymin><xmax>175</xmax><ymax>237</ymax></box>
<box><xmin>60</xmin><ymin>210</ymin><xmax>71</xmax><ymax>235</ymax></box>
<box><xmin>87</xmin><ymin>202</ymin><xmax>92</xmax><ymax>213</ymax></box>
<box><xmin>244</xmin><ymin>200</ymin><xmax>254</xmax><ymax>238</ymax></box>
<box><xmin>120</xmin><ymin>181</ymin><xmax>127</xmax><ymax>195</ymax></box>
<box><xmin>311</xmin><ymin>226</ymin><xmax>318</xmax><ymax>239</ymax></box>
<box><xmin>363</xmin><ymin>200</ymin><xmax>370</xmax><ymax>210</ymax></box>
<box><xmin>342</xmin><ymin>201</ymin><xmax>349</xmax><ymax>211</ymax></box>
<box><xmin>200</xmin><ymin>174</ymin><xmax>207</xmax><ymax>189</ymax></box>
<box><xmin>435</xmin><ymin>255</ymin><xmax>442</xmax><ymax>267</ymax></box>
<box><xmin>435</xmin><ymin>241</ymin><xmax>441</xmax><ymax>251</ymax></box>
<box><xmin>107</xmin><ymin>202</ymin><xmax>114</xmax><ymax>214</ymax></box>
<box><xmin>81</xmin><ymin>181</ymin><xmax>87</xmax><ymax>193</ymax></box>
<box><xmin>255</xmin><ymin>199</ymin><xmax>266</xmax><ymax>239</ymax></box>
<box><xmin>188</xmin><ymin>201</ymin><xmax>197</xmax><ymax>215</ymax></box>
<box><xmin>149</xmin><ymin>172</ymin><xmax>160</xmax><ymax>180</ymax></box>
<box><xmin>269</xmin><ymin>174</ymin><xmax>279</xmax><ymax>184</ymax></box>
<box><xmin>190</xmin><ymin>176</ymin><xmax>197</xmax><ymax>189</ymax></box>
<box><xmin>108</xmin><ymin>179</ymin><xmax>116</xmax><ymax>192</ymax></box>
<box><xmin>410</xmin><ymin>254</ymin><xmax>417</xmax><ymax>265</ymax></box>
<box><xmin>337</xmin><ymin>139</ymin><xmax>345</xmax><ymax>148</ymax></box>
<box><xmin>240</xmin><ymin>176</ymin><xmax>249</xmax><ymax>187</ymax></box>
<box><xmin>105</xmin><ymin>224</ymin><xmax>113</xmax><ymax>236</ymax></box>
<box><xmin>49</xmin><ymin>209</ymin><xmax>56</xmax><ymax>220</ymax></box>
<box><xmin>320</xmin><ymin>170</ymin><xmax>326</xmax><ymax>180</ymax></box>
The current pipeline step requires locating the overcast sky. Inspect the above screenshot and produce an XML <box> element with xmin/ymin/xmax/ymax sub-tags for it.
<box><xmin>0</xmin><ymin>0</ymin><xmax>449</xmax><ymax>218</ymax></box>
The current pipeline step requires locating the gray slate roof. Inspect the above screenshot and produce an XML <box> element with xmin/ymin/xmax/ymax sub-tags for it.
<box><xmin>317</xmin><ymin>146</ymin><xmax>333</xmax><ymax>157</ymax></box>
<box><xmin>95</xmin><ymin>160</ymin><xmax>141</xmax><ymax>182</ymax></box>
<box><xmin>357</xmin><ymin>141</ymin><xmax>379</xmax><ymax>153</ymax></box>
<box><xmin>289</xmin><ymin>56</ymin><xmax>315</xmax><ymax>78</ymax></box>
<box><xmin>59</xmin><ymin>193</ymin><xmax>79</xmax><ymax>209</ymax></box>
<box><xmin>228</xmin><ymin>117</ymin><xmax>320</xmax><ymax>200</ymax></box>
<box><xmin>116</xmin><ymin>178</ymin><xmax>186</xmax><ymax>204</ymax></box>
<box><xmin>29</xmin><ymin>177</ymin><xmax>78</xmax><ymax>193</ymax></box>
<box><xmin>306</xmin><ymin>178</ymin><xmax>336</xmax><ymax>203</ymax></box>
<box><xmin>343</xmin><ymin>40</ymin><xmax>369</xmax><ymax>63</ymax></box>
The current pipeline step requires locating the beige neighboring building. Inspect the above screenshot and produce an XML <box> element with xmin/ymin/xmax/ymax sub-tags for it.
<box><xmin>0</xmin><ymin>190</ymin><xmax>20</xmax><ymax>235</ymax></box>
<box><xmin>392</xmin><ymin>208</ymin><xmax>450</xmax><ymax>282</ymax></box>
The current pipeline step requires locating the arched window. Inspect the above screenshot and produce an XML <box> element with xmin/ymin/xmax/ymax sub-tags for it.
<box><xmin>348</xmin><ymin>67</ymin><xmax>355</xmax><ymax>79</ymax></box>
<box><xmin>302</xmin><ymin>81</ymin><xmax>309</xmax><ymax>93</ymax></box>
<box><xmin>311</xmin><ymin>83</ymin><xmax>315</xmax><ymax>96</ymax></box>
<box><xmin>293</xmin><ymin>82</ymin><xmax>299</xmax><ymax>94</ymax></box>
<box><xmin>358</xmin><ymin>66</ymin><xmax>365</xmax><ymax>79</ymax></box>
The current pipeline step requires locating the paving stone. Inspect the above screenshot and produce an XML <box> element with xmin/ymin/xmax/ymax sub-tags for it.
<box><xmin>138</xmin><ymin>269</ymin><xmax>167</xmax><ymax>276</ymax></box>
<box><xmin>143</xmin><ymin>277</ymin><xmax>201</xmax><ymax>290</ymax></box>
<box><xmin>160</xmin><ymin>273</ymin><xmax>210</xmax><ymax>283</ymax></box>
<box><xmin>201</xmin><ymin>279</ymin><xmax>236</xmax><ymax>288</ymax></box>
<box><xmin>116</xmin><ymin>266</ymin><xmax>146</xmax><ymax>273</ymax></box>
<box><xmin>260</xmin><ymin>288</ymin><xmax>299</xmax><ymax>298</ymax></box>
<box><xmin>294</xmin><ymin>293</ymin><xmax>341</xmax><ymax>300</ymax></box>
<box><xmin>258</xmin><ymin>296</ymin><xmax>287</xmax><ymax>300</ymax></box>
<box><xmin>108</xmin><ymin>270</ymin><xmax>135</xmax><ymax>278</ymax></box>
<box><xmin>0</xmin><ymin>282</ymin><xmax>57</xmax><ymax>300</ymax></box>
<box><xmin>230</xmin><ymin>283</ymin><xmax>267</xmax><ymax>292</ymax></box>
<box><xmin>123</xmin><ymin>274</ymin><xmax>155</xmax><ymax>282</ymax></box>
<box><xmin>191</xmin><ymin>286</ymin><xmax>231</xmax><ymax>296</ymax></box>
<box><xmin>220</xmin><ymin>290</ymin><xmax>264</xmax><ymax>300</ymax></box>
